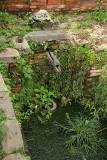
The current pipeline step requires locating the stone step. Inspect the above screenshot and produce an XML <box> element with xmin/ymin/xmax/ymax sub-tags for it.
<box><xmin>0</xmin><ymin>48</ymin><xmax>19</xmax><ymax>63</ymax></box>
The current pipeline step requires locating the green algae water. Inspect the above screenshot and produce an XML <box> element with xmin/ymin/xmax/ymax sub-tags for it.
<box><xmin>22</xmin><ymin>101</ymin><xmax>107</xmax><ymax>160</ymax></box>
<box><xmin>22</xmin><ymin>101</ymin><xmax>83</xmax><ymax>160</ymax></box>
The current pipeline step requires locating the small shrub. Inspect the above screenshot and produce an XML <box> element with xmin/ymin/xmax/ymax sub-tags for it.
<box><xmin>57</xmin><ymin>114</ymin><xmax>106</xmax><ymax>159</ymax></box>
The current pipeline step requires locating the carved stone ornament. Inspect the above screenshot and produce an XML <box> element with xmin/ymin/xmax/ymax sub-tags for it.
<box><xmin>29</xmin><ymin>9</ymin><xmax>53</xmax><ymax>25</ymax></box>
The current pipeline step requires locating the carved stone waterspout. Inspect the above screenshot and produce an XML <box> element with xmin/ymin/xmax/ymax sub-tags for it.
<box><xmin>46</xmin><ymin>52</ymin><xmax>61</xmax><ymax>74</ymax></box>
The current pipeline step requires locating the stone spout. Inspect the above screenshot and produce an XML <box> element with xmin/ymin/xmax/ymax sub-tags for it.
<box><xmin>46</xmin><ymin>52</ymin><xmax>61</xmax><ymax>74</ymax></box>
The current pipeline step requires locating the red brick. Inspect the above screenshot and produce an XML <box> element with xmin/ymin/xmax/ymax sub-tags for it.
<box><xmin>23</xmin><ymin>4</ymin><xmax>29</xmax><ymax>8</ymax></box>
<box><xmin>48</xmin><ymin>0</ymin><xmax>61</xmax><ymax>5</ymax></box>
<box><xmin>71</xmin><ymin>7</ymin><xmax>80</xmax><ymax>10</ymax></box>
<box><xmin>102</xmin><ymin>3</ymin><xmax>107</xmax><ymax>5</ymax></box>
<box><xmin>37</xmin><ymin>0</ymin><xmax>47</xmax><ymax>3</ymax></box>
<box><xmin>47</xmin><ymin>5</ymin><xmax>54</xmax><ymax>9</ymax></box>
<box><xmin>57</xmin><ymin>4</ymin><xmax>65</xmax><ymax>8</ymax></box>
<box><xmin>32</xmin><ymin>2</ymin><xmax>39</xmax><ymax>5</ymax></box>
<box><xmin>16</xmin><ymin>4</ymin><xmax>24</xmax><ymax>8</ymax></box>
<box><xmin>102</xmin><ymin>0</ymin><xmax>107</xmax><ymax>2</ymax></box>
<box><xmin>30</xmin><ymin>5</ymin><xmax>37</xmax><ymax>9</ymax></box>
<box><xmin>80</xmin><ymin>5</ymin><xmax>87</xmax><ymax>9</ymax></box>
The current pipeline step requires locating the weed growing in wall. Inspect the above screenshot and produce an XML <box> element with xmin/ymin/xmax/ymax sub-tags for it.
<box><xmin>0</xmin><ymin>40</ymin><xmax>6</xmax><ymax>52</ymax></box>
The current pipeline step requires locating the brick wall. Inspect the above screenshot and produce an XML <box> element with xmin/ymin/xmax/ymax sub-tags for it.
<box><xmin>0</xmin><ymin>0</ymin><xmax>107</xmax><ymax>14</ymax></box>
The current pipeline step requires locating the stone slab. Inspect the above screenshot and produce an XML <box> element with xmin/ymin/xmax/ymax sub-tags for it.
<box><xmin>25</xmin><ymin>30</ymin><xmax>69</xmax><ymax>42</ymax></box>
<box><xmin>3</xmin><ymin>153</ymin><xmax>27</xmax><ymax>160</ymax></box>
<box><xmin>0</xmin><ymin>48</ymin><xmax>19</xmax><ymax>63</ymax></box>
<box><xmin>2</xmin><ymin>119</ymin><xmax>24</xmax><ymax>154</ymax></box>
<box><xmin>0</xmin><ymin>92</ymin><xmax>15</xmax><ymax>117</ymax></box>
<box><xmin>0</xmin><ymin>73</ymin><xmax>7</xmax><ymax>92</ymax></box>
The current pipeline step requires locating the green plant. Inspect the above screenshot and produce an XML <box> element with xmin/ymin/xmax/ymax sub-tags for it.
<box><xmin>57</xmin><ymin>114</ymin><xmax>106</xmax><ymax>159</ymax></box>
<box><xmin>80</xmin><ymin>19</ymin><xmax>93</xmax><ymax>28</ymax></box>
<box><xmin>27</xmin><ymin>156</ymin><xmax>31</xmax><ymax>160</ymax></box>
<box><xmin>0</xmin><ymin>150</ymin><xmax>5</xmax><ymax>160</ymax></box>
<box><xmin>40</xmin><ymin>20</ymin><xmax>45</xmax><ymax>24</ymax></box>
<box><xmin>12</xmin><ymin>147</ymin><xmax>26</xmax><ymax>156</ymax></box>
<box><xmin>0</xmin><ymin>40</ymin><xmax>6</xmax><ymax>52</ymax></box>
<box><xmin>97</xmin><ymin>0</ymin><xmax>102</xmax><ymax>5</ymax></box>
<box><xmin>70</xmin><ymin>71</ymin><xmax>85</xmax><ymax>100</ymax></box>
<box><xmin>26</xmin><ymin>0</ymin><xmax>32</xmax><ymax>4</ymax></box>
<box><xmin>83</xmin><ymin>64</ymin><xmax>107</xmax><ymax>118</ymax></box>
<box><xmin>71</xmin><ymin>22</ymin><xmax>78</xmax><ymax>30</ymax></box>
<box><xmin>33</xmin><ymin>86</ymin><xmax>60</xmax><ymax>115</ymax></box>
<box><xmin>91</xmin><ymin>8</ymin><xmax>107</xmax><ymax>22</ymax></box>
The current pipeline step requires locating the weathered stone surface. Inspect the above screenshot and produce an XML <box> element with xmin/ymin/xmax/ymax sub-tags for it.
<box><xmin>2</xmin><ymin>119</ymin><xmax>24</xmax><ymax>154</ymax></box>
<box><xmin>68</xmin><ymin>16</ymin><xmax>86</xmax><ymax>22</ymax></box>
<box><xmin>0</xmin><ymin>92</ymin><xmax>15</xmax><ymax>117</ymax></box>
<box><xmin>93</xmin><ymin>43</ymin><xmax>107</xmax><ymax>53</ymax></box>
<box><xmin>0</xmin><ymin>48</ymin><xmax>19</xmax><ymax>63</ymax></box>
<box><xmin>71</xmin><ymin>35</ymin><xmax>89</xmax><ymax>46</ymax></box>
<box><xmin>25</xmin><ymin>30</ymin><xmax>68</xmax><ymax>42</ymax></box>
<box><xmin>0</xmin><ymin>74</ymin><xmax>7</xmax><ymax>92</ymax></box>
<box><xmin>0</xmin><ymin>36</ymin><xmax>8</xmax><ymax>43</ymax></box>
<box><xmin>29</xmin><ymin>9</ymin><xmax>53</xmax><ymax>25</ymax></box>
<box><xmin>3</xmin><ymin>153</ymin><xmax>27</xmax><ymax>160</ymax></box>
<box><xmin>12</xmin><ymin>36</ymin><xmax>30</xmax><ymax>54</ymax></box>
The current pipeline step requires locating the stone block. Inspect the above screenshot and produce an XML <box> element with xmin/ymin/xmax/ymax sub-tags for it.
<box><xmin>0</xmin><ymin>74</ymin><xmax>7</xmax><ymax>92</ymax></box>
<box><xmin>2</xmin><ymin>119</ymin><xmax>24</xmax><ymax>154</ymax></box>
<box><xmin>25</xmin><ymin>30</ymin><xmax>68</xmax><ymax>42</ymax></box>
<box><xmin>3</xmin><ymin>153</ymin><xmax>27</xmax><ymax>160</ymax></box>
<box><xmin>0</xmin><ymin>48</ymin><xmax>20</xmax><ymax>63</ymax></box>
<box><xmin>12</xmin><ymin>36</ymin><xmax>30</xmax><ymax>54</ymax></box>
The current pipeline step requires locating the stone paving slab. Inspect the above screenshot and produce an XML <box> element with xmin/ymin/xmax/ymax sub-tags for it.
<box><xmin>3</xmin><ymin>153</ymin><xmax>27</xmax><ymax>160</ymax></box>
<box><xmin>25</xmin><ymin>30</ymin><xmax>70</xmax><ymax>42</ymax></box>
<box><xmin>2</xmin><ymin>119</ymin><xmax>24</xmax><ymax>154</ymax></box>
<box><xmin>0</xmin><ymin>48</ymin><xmax>19</xmax><ymax>63</ymax></box>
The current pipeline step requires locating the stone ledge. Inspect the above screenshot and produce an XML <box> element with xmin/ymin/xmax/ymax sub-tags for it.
<box><xmin>0</xmin><ymin>74</ymin><xmax>7</xmax><ymax>92</ymax></box>
<box><xmin>2</xmin><ymin>119</ymin><xmax>24</xmax><ymax>154</ymax></box>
